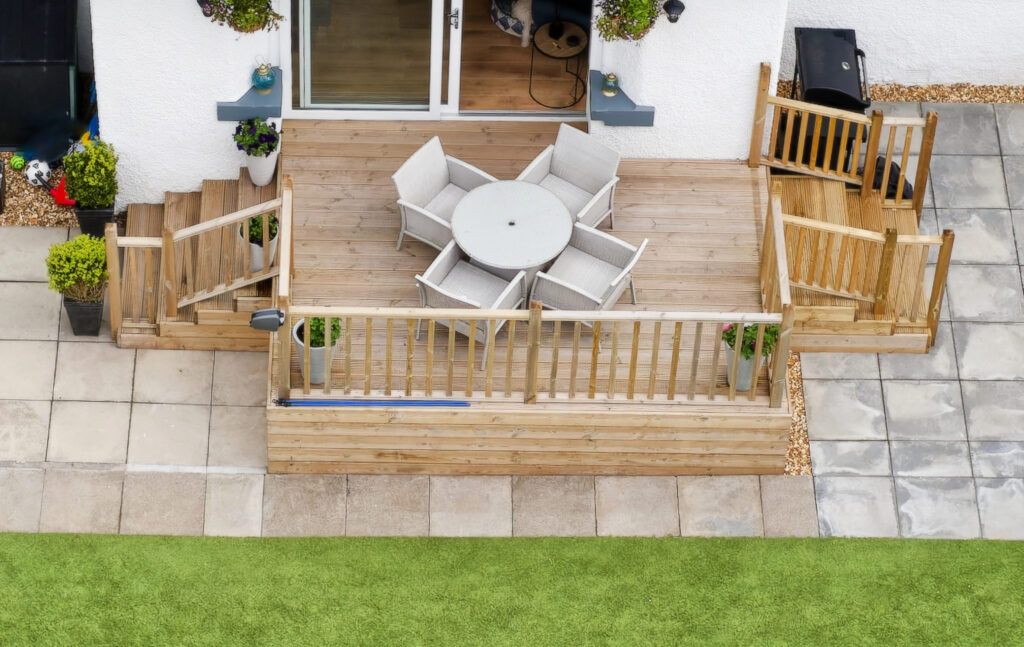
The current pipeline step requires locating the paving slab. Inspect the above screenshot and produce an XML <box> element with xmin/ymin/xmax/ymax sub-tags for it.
<box><xmin>799</xmin><ymin>353</ymin><xmax>878</xmax><ymax>380</ymax></box>
<box><xmin>430</xmin><ymin>476</ymin><xmax>512</xmax><ymax>537</ymax></box>
<box><xmin>936</xmin><ymin>209</ymin><xmax>1017</xmax><ymax>264</ymax></box>
<box><xmin>57</xmin><ymin>300</ymin><xmax>111</xmax><ymax>342</ymax></box>
<box><xmin>873</xmin><ymin>102</ymin><xmax>923</xmax><ymax>154</ymax></box>
<box><xmin>120</xmin><ymin>471</ymin><xmax>206</xmax><ymax>536</ymax></box>
<box><xmin>961</xmin><ymin>381</ymin><xmax>1024</xmax><ymax>441</ymax></box>
<box><xmin>995</xmin><ymin>104</ymin><xmax>1024</xmax><ymax>155</ymax></box>
<box><xmin>945</xmin><ymin>265</ymin><xmax>1024</xmax><ymax>321</ymax></box>
<box><xmin>0</xmin><ymin>400</ymin><xmax>50</xmax><ymax>462</ymax></box>
<box><xmin>595</xmin><ymin>476</ymin><xmax>679</xmax><ymax>537</ymax></box>
<box><xmin>970</xmin><ymin>442</ymin><xmax>1024</xmax><ymax>478</ymax></box>
<box><xmin>1011</xmin><ymin>210</ymin><xmax>1024</xmax><ymax>264</ymax></box>
<box><xmin>212</xmin><ymin>351</ymin><xmax>269</xmax><ymax>406</ymax></box>
<box><xmin>0</xmin><ymin>226</ymin><xmax>69</xmax><ymax>281</ymax></box>
<box><xmin>930</xmin><ymin>156</ymin><xmax>1008</xmax><ymax>209</ymax></box>
<box><xmin>127</xmin><ymin>403</ymin><xmax>210</xmax><ymax>466</ymax></box>
<box><xmin>917</xmin><ymin>208</ymin><xmax>940</xmax><ymax>264</ymax></box>
<box><xmin>205</xmin><ymin>473</ymin><xmax>263</xmax><ymax>537</ymax></box>
<box><xmin>809</xmin><ymin>441</ymin><xmax>891</xmax><ymax>476</ymax></box>
<box><xmin>262</xmin><ymin>474</ymin><xmax>347</xmax><ymax>537</ymax></box>
<box><xmin>1003</xmin><ymin>157</ymin><xmax>1024</xmax><ymax>209</ymax></box>
<box><xmin>814</xmin><ymin>476</ymin><xmax>898</xmax><ymax>538</ymax></box>
<box><xmin>889</xmin><ymin>441</ymin><xmax>972</xmax><ymax>477</ymax></box>
<box><xmin>47</xmin><ymin>400</ymin><xmax>131</xmax><ymax>464</ymax></box>
<box><xmin>677</xmin><ymin>476</ymin><xmax>762</xmax><ymax>537</ymax></box>
<box><xmin>883</xmin><ymin>380</ymin><xmax>966</xmax><ymax>440</ymax></box>
<box><xmin>759</xmin><ymin>475</ymin><xmax>818</xmax><ymax>537</ymax></box>
<box><xmin>923</xmin><ymin>103</ymin><xmax>999</xmax><ymax>156</ymax></box>
<box><xmin>512</xmin><ymin>475</ymin><xmax>595</xmax><ymax>537</ymax></box>
<box><xmin>53</xmin><ymin>342</ymin><xmax>136</xmax><ymax>402</ymax></box>
<box><xmin>0</xmin><ymin>467</ymin><xmax>45</xmax><ymax>532</ymax></box>
<box><xmin>133</xmin><ymin>349</ymin><xmax>214</xmax><ymax>405</ymax></box>
<box><xmin>975</xmin><ymin>478</ymin><xmax>1024</xmax><ymax>540</ymax></box>
<box><xmin>38</xmin><ymin>468</ymin><xmax>124</xmax><ymax>534</ymax></box>
<box><xmin>346</xmin><ymin>475</ymin><xmax>428</xmax><ymax>537</ymax></box>
<box><xmin>0</xmin><ymin>282</ymin><xmax>62</xmax><ymax>340</ymax></box>
<box><xmin>0</xmin><ymin>340</ymin><xmax>56</xmax><ymax>400</ymax></box>
<box><xmin>804</xmin><ymin>380</ymin><xmax>886</xmax><ymax>441</ymax></box>
<box><xmin>208</xmin><ymin>406</ymin><xmax>267</xmax><ymax>469</ymax></box>
<box><xmin>953</xmin><ymin>323</ymin><xmax>1024</xmax><ymax>379</ymax></box>
<box><xmin>894</xmin><ymin>477</ymin><xmax>980</xmax><ymax>539</ymax></box>
<box><xmin>878</xmin><ymin>322</ymin><xmax>958</xmax><ymax>380</ymax></box>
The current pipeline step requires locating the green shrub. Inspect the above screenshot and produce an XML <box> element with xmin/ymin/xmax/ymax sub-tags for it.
<box><xmin>721</xmin><ymin>323</ymin><xmax>779</xmax><ymax>359</ymax></box>
<box><xmin>209</xmin><ymin>0</ymin><xmax>284</xmax><ymax>32</ymax></box>
<box><xmin>233</xmin><ymin>118</ymin><xmax>280</xmax><ymax>157</ymax></box>
<box><xmin>596</xmin><ymin>0</ymin><xmax>660</xmax><ymax>41</ymax></box>
<box><xmin>300</xmin><ymin>317</ymin><xmax>341</xmax><ymax>348</ymax></box>
<box><xmin>45</xmin><ymin>235</ymin><xmax>108</xmax><ymax>303</ymax></box>
<box><xmin>62</xmin><ymin>141</ymin><xmax>118</xmax><ymax>209</ymax></box>
<box><xmin>244</xmin><ymin>214</ymin><xmax>278</xmax><ymax>245</ymax></box>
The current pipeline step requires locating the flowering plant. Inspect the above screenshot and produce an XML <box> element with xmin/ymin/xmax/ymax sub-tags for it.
<box><xmin>596</xmin><ymin>0</ymin><xmax>660</xmax><ymax>41</ymax></box>
<box><xmin>206</xmin><ymin>0</ymin><xmax>283</xmax><ymax>32</ymax></box>
<box><xmin>233</xmin><ymin>118</ymin><xmax>280</xmax><ymax>157</ymax></box>
<box><xmin>722</xmin><ymin>323</ymin><xmax>779</xmax><ymax>360</ymax></box>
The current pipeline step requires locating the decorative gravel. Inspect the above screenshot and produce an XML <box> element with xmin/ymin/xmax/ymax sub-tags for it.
<box><xmin>778</xmin><ymin>80</ymin><xmax>1024</xmax><ymax>104</ymax></box>
<box><xmin>0</xmin><ymin>151</ymin><xmax>77</xmax><ymax>227</ymax></box>
<box><xmin>786</xmin><ymin>351</ymin><xmax>811</xmax><ymax>476</ymax></box>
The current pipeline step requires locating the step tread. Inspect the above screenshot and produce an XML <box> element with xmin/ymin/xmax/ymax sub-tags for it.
<box><xmin>125</xmin><ymin>203</ymin><xmax>164</xmax><ymax>237</ymax></box>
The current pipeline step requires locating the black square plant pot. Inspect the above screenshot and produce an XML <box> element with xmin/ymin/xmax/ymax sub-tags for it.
<box><xmin>64</xmin><ymin>299</ymin><xmax>104</xmax><ymax>336</ymax></box>
<box><xmin>75</xmin><ymin>207</ymin><xmax>115</xmax><ymax>238</ymax></box>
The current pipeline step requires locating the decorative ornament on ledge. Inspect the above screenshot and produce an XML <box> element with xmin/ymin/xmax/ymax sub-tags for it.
<box><xmin>601</xmin><ymin>73</ymin><xmax>621</xmax><ymax>97</ymax></box>
<box><xmin>251</xmin><ymin>62</ymin><xmax>276</xmax><ymax>94</ymax></box>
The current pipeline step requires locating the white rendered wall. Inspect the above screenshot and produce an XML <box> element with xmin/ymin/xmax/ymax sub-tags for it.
<box><xmin>90</xmin><ymin>1</ymin><xmax>281</xmax><ymax>207</ymax></box>
<box><xmin>781</xmin><ymin>0</ymin><xmax>1024</xmax><ymax>84</ymax></box>
<box><xmin>590</xmin><ymin>0</ymin><xmax>789</xmax><ymax>159</ymax></box>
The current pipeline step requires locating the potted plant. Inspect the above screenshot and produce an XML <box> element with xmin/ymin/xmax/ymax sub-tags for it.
<box><xmin>233</xmin><ymin>117</ymin><xmax>280</xmax><ymax>187</ymax></box>
<box><xmin>241</xmin><ymin>212</ymin><xmax>278</xmax><ymax>272</ymax></box>
<box><xmin>207</xmin><ymin>0</ymin><xmax>284</xmax><ymax>32</ymax></box>
<box><xmin>292</xmin><ymin>317</ymin><xmax>342</xmax><ymax>385</ymax></box>
<box><xmin>596</xmin><ymin>0</ymin><xmax>661</xmax><ymax>41</ymax></box>
<box><xmin>62</xmin><ymin>141</ymin><xmax>118</xmax><ymax>238</ymax></box>
<box><xmin>721</xmin><ymin>323</ymin><xmax>779</xmax><ymax>391</ymax></box>
<box><xmin>46</xmin><ymin>234</ymin><xmax>108</xmax><ymax>336</ymax></box>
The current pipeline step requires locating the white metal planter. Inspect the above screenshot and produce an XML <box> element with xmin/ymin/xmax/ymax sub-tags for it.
<box><xmin>292</xmin><ymin>319</ymin><xmax>331</xmax><ymax>385</ymax></box>
<box><xmin>724</xmin><ymin>345</ymin><xmax>764</xmax><ymax>392</ymax></box>
<box><xmin>246</xmin><ymin>148</ymin><xmax>279</xmax><ymax>187</ymax></box>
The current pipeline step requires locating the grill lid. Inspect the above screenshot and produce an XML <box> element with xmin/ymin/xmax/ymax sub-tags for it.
<box><xmin>795</xmin><ymin>28</ymin><xmax>870</xmax><ymax>112</ymax></box>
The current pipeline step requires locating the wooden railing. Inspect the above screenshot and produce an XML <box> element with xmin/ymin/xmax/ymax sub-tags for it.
<box><xmin>105</xmin><ymin>223</ymin><xmax>162</xmax><ymax>339</ymax></box>
<box><xmin>874</xmin><ymin>112</ymin><xmax>938</xmax><ymax>216</ymax></box>
<box><xmin>275</xmin><ymin>304</ymin><xmax>793</xmax><ymax>408</ymax></box>
<box><xmin>759</xmin><ymin>182</ymin><xmax>793</xmax><ymax>315</ymax></box>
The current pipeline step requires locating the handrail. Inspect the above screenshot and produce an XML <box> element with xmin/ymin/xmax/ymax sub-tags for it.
<box><xmin>288</xmin><ymin>305</ymin><xmax>782</xmax><ymax>324</ymax></box>
<box><xmin>765</xmin><ymin>94</ymin><xmax>872</xmax><ymax>126</ymax></box>
<box><xmin>172</xmin><ymin>197</ymin><xmax>282</xmax><ymax>241</ymax></box>
<box><xmin>770</xmin><ymin>186</ymin><xmax>792</xmax><ymax>308</ymax></box>
<box><xmin>277</xmin><ymin>176</ymin><xmax>294</xmax><ymax>302</ymax></box>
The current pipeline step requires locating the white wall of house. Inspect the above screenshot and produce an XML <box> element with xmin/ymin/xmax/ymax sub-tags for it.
<box><xmin>589</xmin><ymin>0</ymin><xmax>789</xmax><ymax>159</ymax></box>
<box><xmin>781</xmin><ymin>0</ymin><xmax>1024</xmax><ymax>84</ymax></box>
<box><xmin>90</xmin><ymin>1</ymin><xmax>280</xmax><ymax>207</ymax></box>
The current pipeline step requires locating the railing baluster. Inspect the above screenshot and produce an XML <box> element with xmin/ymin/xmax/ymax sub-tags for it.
<box><xmin>837</xmin><ymin>120</ymin><xmax>851</xmax><ymax>173</ymax></box>
<box><xmin>466</xmin><ymin>319</ymin><xmax>476</xmax><ymax>397</ymax></box>
<box><xmin>667</xmin><ymin>321</ymin><xmax>682</xmax><ymax>401</ymax></box>
<box><xmin>822</xmin><ymin>116</ymin><xmax>837</xmax><ymax>174</ymax></box>
<box><xmin>344</xmin><ymin>316</ymin><xmax>352</xmax><ymax>394</ymax></box>
<box><xmin>626</xmin><ymin>321</ymin><xmax>640</xmax><ymax>400</ymax></box>
<box><xmin>607</xmin><ymin>321</ymin><xmax>620</xmax><ymax>399</ymax></box>
<box><xmin>323</xmin><ymin>317</ymin><xmax>334</xmax><ymax>395</ymax></box>
<box><xmin>384</xmin><ymin>318</ymin><xmax>393</xmax><ymax>396</ymax></box>
<box><xmin>569</xmin><ymin>321</ymin><xmax>581</xmax><ymax>399</ymax></box>
<box><xmin>364</xmin><ymin>317</ymin><xmax>372</xmax><ymax>395</ymax></box>
<box><xmin>405</xmin><ymin>319</ymin><xmax>414</xmax><ymax>396</ymax></box>
<box><xmin>548</xmin><ymin>320</ymin><xmax>561</xmax><ymax>399</ymax></box>
<box><xmin>647</xmin><ymin>321</ymin><xmax>661</xmax><ymax>400</ymax></box>
<box><xmin>447</xmin><ymin>319</ymin><xmax>456</xmax><ymax>397</ymax></box>
<box><xmin>687</xmin><ymin>322</ymin><xmax>703</xmax><ymax>401</ymax></box>
<box><xmin>850</xmin><ymin>123</ymin><xmax>864</xmax><ymax>179</ymax></box>
<box><xmin>708</xmin><ymin>325</ymin><xmax>723</xmax><ymax>401</ymax></box>
<box><xmin>504</xmin><ymin>320</ymin><xmax>516</xmax><ymax>398</ymax></box>
<box><xmin>425</xmin><ymin>319</ymin><xmax>435</xmax><ymax>396</ymax></box>
<box><xmin>588</xmin><ymin>321</ymin><xmax>601</xmax><ymax>399</ymax></box>
<box><xmin>795</xmin><ymin>110</ymin><xmax>808</xmax><ymax>168</ymax></box>
<box><xmin>748</xmin><ymin>324</ymin><xmax>766</xmax><ymax>401</ymax></box>
<box><xmin>524</xmin><ymin>302</ymin><xmax>541</xmax><ymax>404</ymax></box>
<box><xmin>768</xmin><ymin>105</ymin><xmax>782</xmax><ymax>162</ymax></box>
<box><xmin>809</xmin><ymin>114</ymin><xmax>822</xmax><ymax>171</ymax></box>
<box><xmin>727</xmin><ymin>321</ymin><xmax>743</xmax><ymax>402</ymax></box>
<box><xmin>485</xmin><ymin>320</ymin><xmax>496</xmax><ymax>398</ymax></box>
<box><xmin>302</xmin><ymin>317</ymin><xmax>312</xmax><ymax>395</ymax></box>
<box><xmin>895</xmin><ymin>127</ymin><xmax>913</xmax><ymax>204</ymax></box>
<box><xmin>781</xmin><ymin>108</ymin><xmax>795</xmax><ymax>164</ymax></box>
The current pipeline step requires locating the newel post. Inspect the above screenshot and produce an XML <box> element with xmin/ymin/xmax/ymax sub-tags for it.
<box><xmin>860</xmin><ymin>110</ymin><xmax>884</xmax><ymax>198</ymax></box>
<box><xmin>524</xmin><ymin>300</ymin><xmax>542</xmax><ymax>404</ymax></box>
<box><xmin>162</xmin><ymin>228</ymin><xmax>178</xmax><ymax>318</ymax></box>
<box><xmin>873</xmin><ymin>228</ymin><xmax>899</xmax><ymax>318</ymax></box>
<box><xmin>748</xmin><ymin>62</ymin><xmax>772</xmax><ymax>168</ymax></box>
<box><xmin>104</xmin><ymin>222</ymin><xmax>122</xmax><ymax>341</ymax></box>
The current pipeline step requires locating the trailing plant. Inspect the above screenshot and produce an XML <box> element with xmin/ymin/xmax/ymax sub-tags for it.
<box><xmin>45</xmin><ymin>235</ymin><xmax>108</xmax><ymax>303</ymax></box>
<box><xmin>62</xmin><ymin>141</ymin><xmax>118</xmax><ymax>209</ymax></box>
<box><xmin>300</xmin><ymin>317</ymin><xmax>342</xmax><ymax>348</ymax></box>
<box><xmin>596</xmin><ymin>0</ymin><xmax>660</xmax><ymax>41</ymax></box>
<box><xmin>722</xmin><ymin>323</ymin><xmax>779</xmax><ymax>359</ymax></box>
<box><xmin>245</xmin><ymin>213</ymin><xmax>278</xmax><ymax>245</ymax></box>
<box><xmin>233</xmin><ymin>118</ymin><xmax>280</xmax><ymax>157</ymax></box>
<box><xmin>207</xmin><ymin>0</ymin><xmax>283</xmax><ymax>32</ymax></box>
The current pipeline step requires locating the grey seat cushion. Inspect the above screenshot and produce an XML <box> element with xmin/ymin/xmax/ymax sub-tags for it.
<box><xmin>438</xmin><ymin>260</ymin><xmax>509</xmax><ymax>305</ymax></box>
<box><xmin>424</xmin><ymin>183</ymin><xmax>468</xmax><ymax>222</ymax></box>
<box><xmin>546</xmin><ymin>246</ymin><xmax>621</xmax><ymax>299</ymax></box>
<box><xmin>539</xmin><ymin>174</ymin><xmax>593</xmax><ymax>217</ymax></box>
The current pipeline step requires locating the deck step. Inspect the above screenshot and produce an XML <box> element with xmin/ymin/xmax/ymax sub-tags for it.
<box><xmin>122</xmin><ymin>203</ymin><xmax>165</xmax><ymax>323</ymax></box>
<box><xmin>196</xmin><ymin>309</ymin><xmax>254</xmax><ymax>326</ymax></box>
<box><xmin>196</xmin><ymin>180</ymin><xmax>241</xmax><ymax>311</ymax></box>
<box><xmin>793</xmin><ymin>305</ymin><xmax>856</xmax><ymax>322</ymax></box>
<box><xmin>234</xmin><ymin>295</ymin><xmax>274</xmax><ymax>312</ymax></box>
<box><xmin>238</xmin><ymin>166</ymin><xmax>278</xmax><ymax>211</ymax></box>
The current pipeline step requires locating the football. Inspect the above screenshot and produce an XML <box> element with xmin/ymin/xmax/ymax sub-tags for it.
<box><xmin>25</xmin><ymin>159</ymin><xmax>51</xmax><ymax>186</ymax></box>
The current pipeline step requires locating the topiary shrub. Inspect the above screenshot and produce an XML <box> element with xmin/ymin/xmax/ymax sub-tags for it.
<box><xmin>62</xmin><ymin>141</ymin><xmax>118</xmax><ymax>209</ymax></box>
<box><xmin>245</xmin><ymin>213</ymin><xmax>278</xmax><ymax>245</ymax></box>
<box><xmin>45</xmin><ymin>235</ymin><xmax>108</xmax><ymax>303</ymax></box>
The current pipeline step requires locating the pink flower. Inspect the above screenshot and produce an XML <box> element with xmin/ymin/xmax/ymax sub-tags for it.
<box><xmin>722</xmin><ymin>324</ymin><xmax>732</xmax><ymax>331</ymax></box>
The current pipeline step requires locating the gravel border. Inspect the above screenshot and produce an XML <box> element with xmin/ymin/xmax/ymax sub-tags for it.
<box><xmin>786</xmin><ymin>352</ymin><xmax>810</xmax><ymax>476</ymax></box>
<box><xmin>1</xmin><ymin>152</ymin><xmax>77</xmax><ymax>227</ymax></box>
<box><xmin>778</xmin><ymin>80</ymin><xmax>1024</xmax><ymax>104</ymax></box>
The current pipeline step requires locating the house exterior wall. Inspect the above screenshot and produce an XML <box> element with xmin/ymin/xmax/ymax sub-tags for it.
<box><xmin>781</xmin><ymin>0</ymin><xmax>1024</xmax><ymax>85</ymax></box>
<box><xmin>90</xmin><ymin>1</ymin><xmax>279</xmax><ymax>207</ymax></box>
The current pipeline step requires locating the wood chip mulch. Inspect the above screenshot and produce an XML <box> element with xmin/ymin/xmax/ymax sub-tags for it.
<box><xmin>0</xmin><ymin>151</ymin><xmax>77</xmax><ymax>227</ymax></box>
<box><xmin>785</xmin><ymin>351</ymin><xmax>811</xmax><ymax>476</ymax></box>
<box><xmin>777</xmin><ymin>80</ymin><xmax>1024</xmax><ymax>104</ymax></box>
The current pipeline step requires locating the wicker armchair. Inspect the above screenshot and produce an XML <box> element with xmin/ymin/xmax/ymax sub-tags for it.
<box><xmin>517</xmin><ymin>123</ymin><xmax>621</xmax><ymax>228</ymax></box>
<box><xmin>392</xmin><ymin>136</ymin><xmax>498</xmax><ymax>251</ymax></box>
<box><xmin>530</xmin><ymin>223</ymin><xmax>647</xmax><ymax>315</ymax></box>
<box><xmin>415</xmin><ymin>241</ymin><xmax>526</xmax><ymax>368</ymax></box>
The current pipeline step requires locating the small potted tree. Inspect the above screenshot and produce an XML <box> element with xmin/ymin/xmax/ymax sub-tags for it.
<box><xmin>46</xmin><ymin>234</ymin><xmax>108</xmax><ymax>336</ymax></box>
<box><xmin>721</xmin><ymin>323</ymin><xmax>779</xmax><ymax>391</ymax></box>
<box><xmin>63</xmin><ymin>141</ymin><xmax>118</xmax><ymax>238</ymax></box>
<box><xmin>233</xmin><ymin>117</ymin><xmax>280</xmax><ymax>187</ymax></box>
<box><xmin>241</xmin><ymin>212</ymin><xmax>278</xmax><ymax>272</ymax></box>
<box><xmin>292</xmin><ymin>317</ymin><xmax>342</xmax><ymax>385</ymax></box>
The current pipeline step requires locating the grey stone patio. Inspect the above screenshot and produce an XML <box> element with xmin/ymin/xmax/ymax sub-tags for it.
<box><xmin>805</xmin><ymin>102</ymin><xmax>1024</xmax><ymax>540</ymax></box>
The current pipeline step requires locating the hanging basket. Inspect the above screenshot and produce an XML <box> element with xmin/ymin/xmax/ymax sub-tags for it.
<box><xmin>598</xmin><ymin>15</ymin><xmax>657</xmax><ymax>42</ymax></box>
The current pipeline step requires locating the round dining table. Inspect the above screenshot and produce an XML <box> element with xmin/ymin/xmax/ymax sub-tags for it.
<box><xmin>450</xmin><ymin>180</ymin><xmax>573</xmax><ymax>291</ymax></box>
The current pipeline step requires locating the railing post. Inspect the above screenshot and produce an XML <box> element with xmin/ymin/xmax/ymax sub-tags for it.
<box><xmin>860</xmin><ymin>110</ymin><xmax>884</xmax><ymax>198</ymax></box>
<box><xmin>162</xmin><ymin>228</ymin><xmax>178</xmax><ymax>319</ymax></box>
<box><xmin>277</xmin><ymin>295</ymin><xmax>291</xmax><ymax>401</ymax></box>
<box><xmin>524</xmin><ymin>300</ymin><xmax>542</xmax><ymax>404</ymax></box>
<box><xmin>912</xmin><ymin>111</ymin><xmax>938</xmax><ymax>221</ymax></box>
<box><xmin>769</xmin><ymin>304</ymin><xmax>795</xmax><ymax>408</ymax></box>
<box><xmin>873</xmin><ymin>228</ymin><xmax>898</xmax><ymax>317</ymax></box>
<box><xmin>104</xmin><ymin>222</ymin><xmax>122</xmax><ymax>341</ymax></box>
<box><xmin>748</xmin><ymin>62</ymin><xmax>772</xmax><ymax>168</ymax></box>
<box><xmin>927</xmin><ymin>230</ymin><xmax>955</xmax><ymax>347</ymax></box>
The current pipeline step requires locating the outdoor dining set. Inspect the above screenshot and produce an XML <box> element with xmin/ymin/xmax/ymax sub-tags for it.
<box><xmin>391</xmin><ymin>124</ymin><xmax>649</xmax><ymax>363</ymax></box>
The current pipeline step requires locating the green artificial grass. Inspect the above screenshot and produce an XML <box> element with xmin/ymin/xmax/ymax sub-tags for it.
<box><xmin>1</xmin><ymin>534</ymin><xmax>1022</xmax><ymax>645</ymax></box>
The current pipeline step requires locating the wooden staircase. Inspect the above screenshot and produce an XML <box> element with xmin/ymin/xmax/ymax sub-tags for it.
<box><xmin>109</xmin><ymin>168</ymin><xmax>280</xmax><ymax>351</ymax></box>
